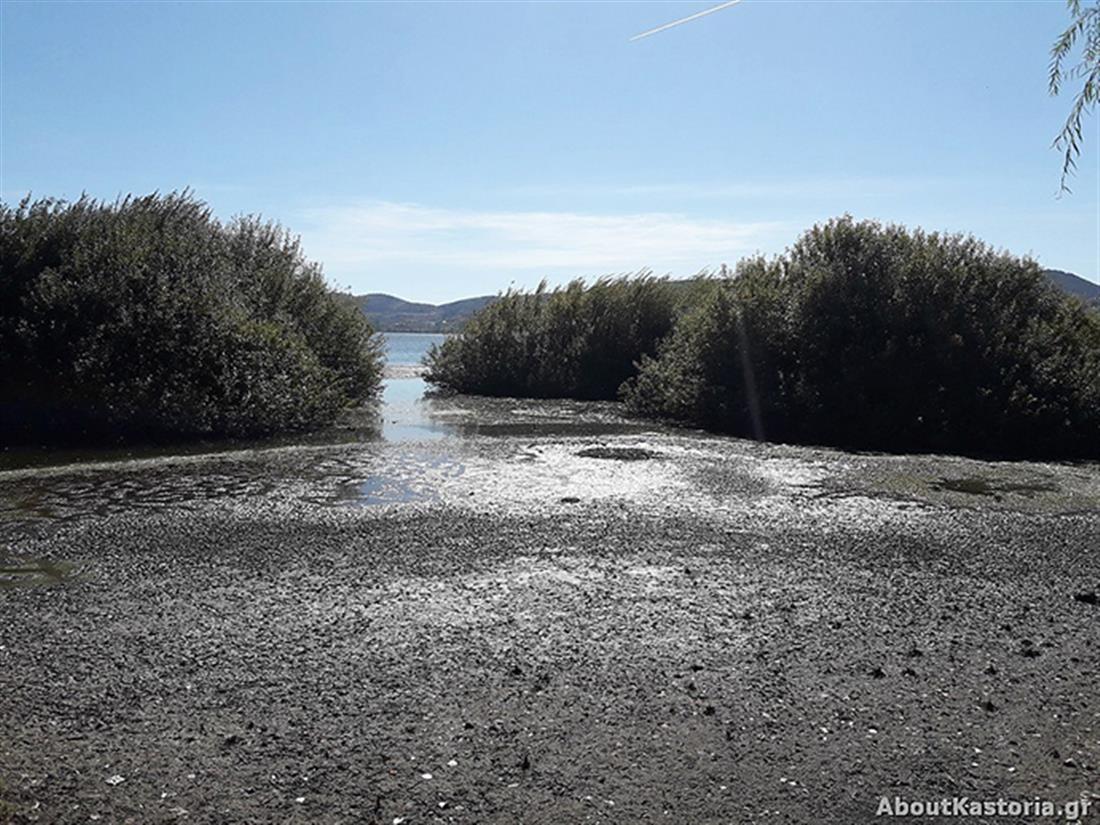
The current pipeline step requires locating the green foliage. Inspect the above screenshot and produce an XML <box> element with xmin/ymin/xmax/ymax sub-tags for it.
<box><xmin>624</xmin><ymin>260</ymin><xmax>794</xmax><ymax>440</ymax></box>
<box><xmin>0</xmin><ymin>192</ymin><xmax>383</xmax><ymax>444</ymax></box>
<box><xmin>625</xmin><ymin>217</ymin><xmax>1100</xmax><ymax>458</ymax></box>
<box><xmin>423</xmin><ymin>275</ymin><xmax>707</xmax><ymax>400</ymax></box>
<box><xmin>1050</xmin><ymin>0</ymin><xmax>1100</xmax><ymax>192</ymax></box>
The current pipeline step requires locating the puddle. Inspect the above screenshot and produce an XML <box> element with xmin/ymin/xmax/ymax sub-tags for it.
<box><xmin>576</xmin><ymin>446</ymin><xmax>661</xmax><ymax>461</ymax></box>
<box><xmin>931</xmin><ymin>477</ymin><xmax>1059</xmax><ymax>499</ymax></box>
<box><xmin>0</xmin><ymin>556</ymin><xmax>78</xmax><ymax>588</ymax></box>
<box><xmin>311</xmin><ymin>452</ymin><xmax>465</xmax><ymax>508</ymax></box>
<box><xmin>328</xmin><ymin>476</ymin><xmax>434</xmax><ymax>506</ymax></box>
<box><xmin>0</xmin><ymin>466</ymin><xmax>281</xmax><ymax>526</ymax></box>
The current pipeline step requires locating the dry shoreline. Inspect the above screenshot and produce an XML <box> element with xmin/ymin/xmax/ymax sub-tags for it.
<box><xmin>1</xmin><ymin>414</ymin><xmax>1098</xmax><ymax>824</ymax></box>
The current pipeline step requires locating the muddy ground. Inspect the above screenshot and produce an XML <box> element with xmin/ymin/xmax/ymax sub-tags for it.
<box><xmin>1</xmin><ymin>399</ymin><xmax>1099</xmax><ymax>824</ymax></box>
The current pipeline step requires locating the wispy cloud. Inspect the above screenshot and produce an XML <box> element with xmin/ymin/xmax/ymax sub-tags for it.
<box><xmin>299</xmin><ymin>200</ymin><xmax>788</xmax><ymax>278</ymax></box>
<box><xmin>504</xmin><ymin>176</ymin><xmax>956</xmax><ymax>202</ymax></box>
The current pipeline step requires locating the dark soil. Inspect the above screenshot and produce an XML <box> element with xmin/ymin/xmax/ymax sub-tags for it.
<box><xmin>1</xmin><ymin>423</ymin><xmax>1098</xmax><ymax>824</ymax></box>
<box><xmin>575</xmin><ymin>447</ymin><xmax>660</xmax><ymax>462</ymax></box>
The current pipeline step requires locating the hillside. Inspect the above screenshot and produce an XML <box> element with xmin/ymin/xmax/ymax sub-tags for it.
<box><xmin>352</xmin><ymin>293</ymin><xmax>495</xmax><ymax>332</ymax></box>
<box><xmin>356</xmin><ymin>269</ymin><xmax>1098</xmax><ymax>332</ymax></box>
<box><xmin>1046</xmin><ymin>269</ymin><xmax>1100</xmax><ymax>304</ymax></box>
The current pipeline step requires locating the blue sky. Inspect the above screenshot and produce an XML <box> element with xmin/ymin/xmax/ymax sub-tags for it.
<box><xmin>2</xmin><ymin>0</ymin><xmax>1097</xmax><ymax>302</ymax></box>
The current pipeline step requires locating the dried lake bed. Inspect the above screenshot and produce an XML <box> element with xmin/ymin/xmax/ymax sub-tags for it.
<box><xmin>1</xmin><ymin>376</ymin><xmax>1099</xmax><ymax>824</ymax></box>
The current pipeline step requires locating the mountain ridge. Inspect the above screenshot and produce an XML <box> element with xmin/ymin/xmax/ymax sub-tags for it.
<box><xmin>356</xmin><ymin>269</ymin><xmax>1100</xmax><ymax>332</ymax></box>
<box><xmin>1045</xmin><ymin>269</ymin><xmax>1100</xmax><ymax>303</ymax></box>
<box><xmin>350</xmin><ymin>294</ymin><xmax>496</xmax><ymax>333</ymax></box>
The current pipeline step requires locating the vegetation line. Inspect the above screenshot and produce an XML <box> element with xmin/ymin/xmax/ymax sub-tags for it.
<box><xmin>425</xmin><ymin>217</ymin><xmax>1100</xmax><ymax>459</ymax></box>
<box><xmin>1</xmin><ymin>192</ymin><xmax>384</xmax><ymax>445</ymax></box>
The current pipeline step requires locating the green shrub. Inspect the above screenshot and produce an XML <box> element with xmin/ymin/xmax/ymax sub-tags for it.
<box><xmin>0</xmin><ymin>192</ymin><xmax>383</xmax><ymax>444</ymax></box>
<box><xmin>623</xmin><ymin>260</ymin><xmax>795</xmax><ymax>440</ymax></box>
<box><xmin>624</xmin><ymin>217</ymin><xmax>1100</xmax><ymax>458</ymax></box>
<box><xmin>424</xmin><ymin>275</ymin><xmax>708</xmax><ymax>399</ymax></box>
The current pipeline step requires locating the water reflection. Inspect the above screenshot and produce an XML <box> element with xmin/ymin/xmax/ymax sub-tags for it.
<box><xmin>321</xmin><ymin>452</ymin><xmax>463</xmax><ymax>506</ymax></box>
<box><xmin>0</xmin><ymin>333</ymin><xmax>661</xmax><ymax>533</ymax></box>
<box><xmin>381</xmin><ymin>376</ymin><xmax>451</xmax><ymax>442</ymax></box>
<box><xmin>380</xmin><ymin>332</ymin><xmax>452</xmax><ymax>443</ymax></box>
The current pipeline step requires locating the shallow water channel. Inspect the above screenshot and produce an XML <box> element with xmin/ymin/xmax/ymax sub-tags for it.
<box><xmin>3</xmin><ymin>334</ymin><xmax>1097</xmax><ymax>588</ymax></box>
<box><xmin>0</xmin><ymin>334</ymin><xmax>658</xmax><ymax>582</ymax></box>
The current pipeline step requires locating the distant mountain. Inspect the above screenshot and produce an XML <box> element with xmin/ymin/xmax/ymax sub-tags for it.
<box><xmin>1045</xmin><ymin>269</ymin><xmax>1100</xmax><ymax>304</ymax></box>
<box><xmin>353</xmin><ymin>293</ymin><xmax>495</xmax><ymax>332</ymax></box>
<box><xmin>355</xmin><ymin>269</ymin><xmax>1098</xmax><ymax>332</ymax></box>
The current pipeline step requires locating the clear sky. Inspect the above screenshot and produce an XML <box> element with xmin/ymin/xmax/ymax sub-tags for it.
<box><xmin>2</xmin><ymin>0</ymin><xmax>1098</xmax><ymax>302</ymax></box>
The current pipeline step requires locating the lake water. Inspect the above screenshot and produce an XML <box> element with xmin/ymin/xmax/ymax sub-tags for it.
<box><xmin>378</xmin><ymin>333</ymin><xmax>644</xmax><ymax>443</ymax></box>
<box><xmin>380</xmin><ymin>332</ymin><xmax>449</xmax><ymax>442</ymax></box>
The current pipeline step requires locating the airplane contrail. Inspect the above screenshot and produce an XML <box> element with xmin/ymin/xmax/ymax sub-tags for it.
<box><xmin>629</xmin><ymin>0</ymin><xmax>744</xmax><ymax>42</ymax></box>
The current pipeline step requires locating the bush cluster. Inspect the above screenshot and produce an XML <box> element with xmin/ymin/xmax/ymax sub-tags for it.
<box><xmin>624</xmin><ymin>217</ymin><xmax>1100</xmax><ymax>458</ymax></box>
<box><xmin>423</xmin><ymin>276</ymin><xmax>711</xmax><ymax>400</ymax></box>
<box><xmin>423</xmin><ymin>216</ymin><xmax>1099</xmax><ymax>458</ymax></box>
<box><xmin>1</xmin><ymin>192</ymin><xmax>384</xmax><ymax>444</ymax></box>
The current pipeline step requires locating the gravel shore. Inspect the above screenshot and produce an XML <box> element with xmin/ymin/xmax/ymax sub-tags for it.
<box><xmin>2</xmin><ymin>407</ymin><xmax>1098</xmax><ymax>824</ymax></box>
